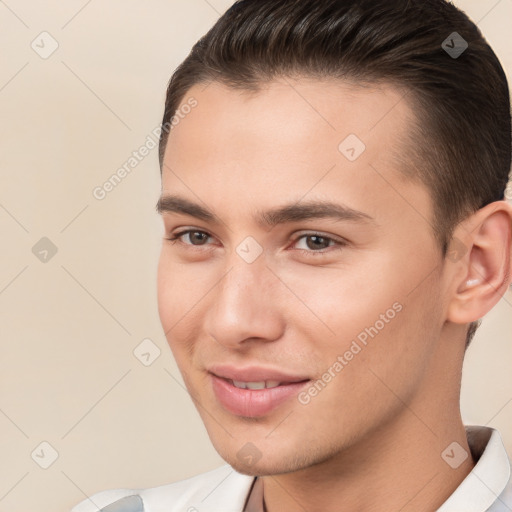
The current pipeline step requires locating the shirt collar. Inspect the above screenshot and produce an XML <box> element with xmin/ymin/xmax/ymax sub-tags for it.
<box><xmin>437</xmin><ymin>425</ymin><xmax>511</xmax><ymax>512</ymax></box>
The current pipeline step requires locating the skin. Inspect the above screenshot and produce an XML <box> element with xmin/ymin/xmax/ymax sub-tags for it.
<box><xmin>156</xmin><ymin>78</ymin><xmax>512</xmax><ymax>512</ymax></box>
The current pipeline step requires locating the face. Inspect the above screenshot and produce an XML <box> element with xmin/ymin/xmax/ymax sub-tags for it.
<box><xmin>157</xmin><ymin>78</ymin><xmax>448</xmax><ymax>475</ymax></box>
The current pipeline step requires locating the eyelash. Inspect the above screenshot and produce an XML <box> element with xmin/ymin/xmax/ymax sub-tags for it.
<box><xmin>165</xmin><ymin>229</ymin><xmax>347</xmax><ymax>256</ymax></box>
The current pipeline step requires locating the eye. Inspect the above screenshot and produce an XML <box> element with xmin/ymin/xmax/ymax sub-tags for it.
<box><xmin>292</xmin><ymin>233</ymin><xmax>346</xmax><ymax>255</ymax></box>
<box><xmin>167</xmin><ymin>229</ymin><xmax>213</xmax><ymax>246</ymax></box>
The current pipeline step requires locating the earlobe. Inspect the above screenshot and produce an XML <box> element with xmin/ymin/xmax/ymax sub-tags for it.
<box><xmin>447</xmin><ymin>201</ymin><xmax>512</xmax><ymax>325</ymax></box>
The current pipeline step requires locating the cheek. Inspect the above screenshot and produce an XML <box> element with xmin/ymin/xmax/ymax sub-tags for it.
<box><xmin>157</xmin><ymin>254</ymin><xmax>198</xmax><ymax>362</ymax></box>
<box><xmin>279</xmin><ymin>259</ymin><xmax>439</xmax><ymax>391</ymax></box>
<box><xmin>288</xmin><ymin>305</ymin><xmax>434</xmax><ymax>448</ymax></box>
<box><xmin>157</xmin><ymin>252</ymin><xmax>199</xmax><ymax>329</ymax></box>
<box><xmin>156</xmin><ymin>256</ymin><xmax>176</xmax><ymax>331</ymax></box>
<box><xmin>330</xmin><ymin>285</ymin><xmax>440</xmax><ymax>412</ymax></box>
<box><xmin>277</xmin><ymin>261</ymin><xmax>403</xmax><ymax>348</ymax></box>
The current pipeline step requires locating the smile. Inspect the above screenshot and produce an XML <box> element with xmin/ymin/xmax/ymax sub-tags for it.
<box><xmin>209</xmin><ymin>366</ymin><xmax>311</xmax><ymax>417</ymax></box>
<box><xmin>231</xmin><ymin>380</ymin><xmax>281</xmax><ymax>389</ymax></box>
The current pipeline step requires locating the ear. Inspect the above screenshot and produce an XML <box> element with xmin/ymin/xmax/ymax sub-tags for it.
<box><xmin>446</xmin><ymin>200</ymin><xmax>512</xmax><ymax>324</ymax></box>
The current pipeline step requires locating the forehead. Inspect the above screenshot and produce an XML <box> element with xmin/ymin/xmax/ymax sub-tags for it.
<box><xmin>164</xmin><ymin>77</ymin><xmax>415</xmax><ymax>172</ymax></box>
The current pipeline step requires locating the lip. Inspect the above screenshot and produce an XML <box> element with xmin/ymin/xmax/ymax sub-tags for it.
<box><xmin>209</xmin><ymin>364</ymin><xmax>310</xmax><ymax>383</ymax></box>
<box><xmin>209</xmin><ymin>365</ymin><xmax>311</xmax><ymax>418</ymax></box>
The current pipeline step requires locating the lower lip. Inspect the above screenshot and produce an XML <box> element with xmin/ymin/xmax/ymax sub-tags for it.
<box><xmin>210</xmin><ymin>374</ymin><xmax>310</xmax><ymax>418</ymax></box>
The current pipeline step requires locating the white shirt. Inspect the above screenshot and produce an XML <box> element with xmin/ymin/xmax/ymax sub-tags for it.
<box><xmin>71</xmin><ymin>425</ymin><xmax>512</xmax><ymax>512</ymax></box>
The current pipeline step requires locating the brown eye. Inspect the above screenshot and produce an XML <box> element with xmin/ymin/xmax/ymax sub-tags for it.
<box><xmin>169</xmin><ymin>230</ymin><xmax>212</xmax><ymax>246</ymax></box>
<box><xmin>186</xmin><ymin>231</ymin><xmax>209</xmax><ymax>245</ymax></box>
<box><xmin>292</xmin><ymin>232</ymin><xmax>347</xmax><ymax>257</ymax></box>
<box><xmin>295</xmin><ymin>234</ymin><xmax>335</xmax><ymax>251</ymax></box>
<box><xmin>304</xmin><ymin>235</ymin><xmax>331</xmax><ymax>250</ymax></box>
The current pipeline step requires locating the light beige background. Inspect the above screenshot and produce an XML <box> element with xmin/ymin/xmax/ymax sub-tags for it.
<box><xmin>0</xmin><ymin>1</ymin><xmax>511</xmax><ymax>511</ymax></box>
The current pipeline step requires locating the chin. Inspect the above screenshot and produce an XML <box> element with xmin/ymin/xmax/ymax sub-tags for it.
<box><xmin>225</xmin><ymin>457</ymin><xmax>293</xmax><ymax>477</ymax></box>
<box><xmin>214</xmin><ymin>442</ymin><xmax>317</xmax><ymax>476</ymax></box>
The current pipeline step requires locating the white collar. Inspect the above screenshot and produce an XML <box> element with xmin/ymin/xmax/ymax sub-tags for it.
<box><xmin>437</xmin><ymin>425</ymin><xmax>511</xmax><ymax>511</ymax></box>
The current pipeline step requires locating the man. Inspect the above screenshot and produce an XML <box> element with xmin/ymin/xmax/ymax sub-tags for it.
<box><xmin>72</xmin><ymin>0</ymin><xmax>512</xmax><ymax>510</ymax></box>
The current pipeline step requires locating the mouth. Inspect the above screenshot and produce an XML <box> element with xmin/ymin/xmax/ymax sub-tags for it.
<box><xmin>208</xmin><ymin>365</ymin><xmax>311</xmax><ymax>418</ymax></box>
<box><xmin>229</xmin><ymin>379</ymin><xmax>285</xmax><ymax>389</ymax></box>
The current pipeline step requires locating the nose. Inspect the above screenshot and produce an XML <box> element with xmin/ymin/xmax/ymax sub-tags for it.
<box><xmin>203</xmin><ymin>257</ymin><xmax>286</xmax><ymax>350</ymax></box>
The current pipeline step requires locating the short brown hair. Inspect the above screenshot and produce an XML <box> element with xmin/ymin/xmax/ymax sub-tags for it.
<box><xmin>159</xmin><ymin>0</ymin><xmax>511</xmax><ymax>347</ymax></box>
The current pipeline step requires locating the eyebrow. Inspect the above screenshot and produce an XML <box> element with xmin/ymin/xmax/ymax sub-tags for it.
<box><xmin>156</xmin><ymin>194</ymin><xmax>375</xmax><ymax>228</ymax></box>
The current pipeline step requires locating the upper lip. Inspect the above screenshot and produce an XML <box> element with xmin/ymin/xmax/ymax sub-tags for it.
<box><xmin>209</xmin><ymin>364</ymin><xmax>310</xmax><ymax>383</ymax></box>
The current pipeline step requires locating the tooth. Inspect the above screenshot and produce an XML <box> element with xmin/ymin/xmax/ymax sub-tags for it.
<box><xmin>245</xmin><ymin>381</ymin><xmax>266</xmax><ymax>390</ymax></box>
<box><xmin>231</xmin><ymin>380</ymin><xmax>282</xmax><ymax>390</ymax></box>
